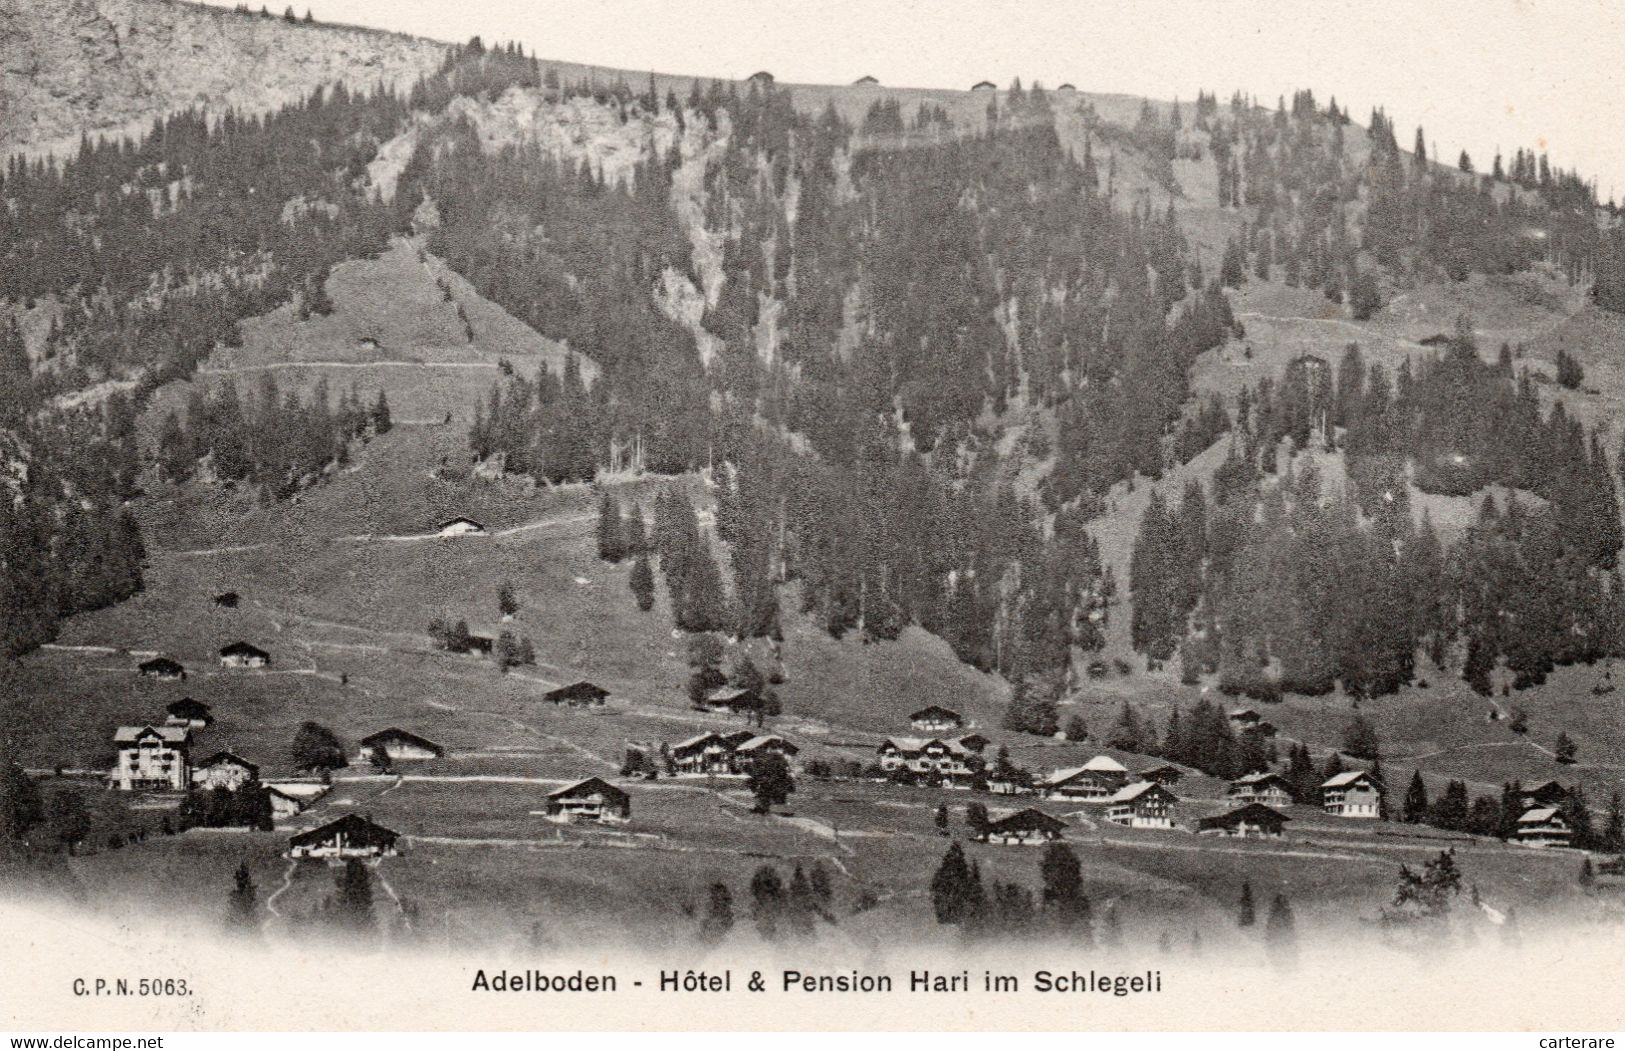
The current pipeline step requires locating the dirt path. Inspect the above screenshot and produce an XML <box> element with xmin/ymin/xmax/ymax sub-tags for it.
<box><xmin>262</xmin><ymin>859</ymin><xmax>298</xmax><ymax>926</ymax></box>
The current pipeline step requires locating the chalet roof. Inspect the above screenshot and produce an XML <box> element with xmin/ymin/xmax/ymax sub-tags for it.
<box><xmin>439</xmin><ymin>516</ymin><xmax>485</xmax><ymax>529</ymax></box>
<box><xmin>1109</xmin><ymin>781</ymin><xmax>1177</xmax><ymax>804</ymax></box>
<box><xmin>548</xmin><ymin>777</ymin><xmax>630</xmax><ymax>806</ymax></box>
<box><xmin>1198</xmin><ymin>803</ymin><xmax>1289</xmax><ymax>831</ymax></box>
<box><xmin>1518</xmin><ymin>807</ymin><xmax>1563</xmax><ymax>824</ymax></box>
<box><xmin>1083</xmin><ymin>755</ymin><xmax>1129</xmax><ymax>773</ymax></box>
<box><xmin>986</xmin><ymin>808</ymin><xmax>1067</xmax><ymax>833</ymax></box>
<box><xmin>909</xmin><ymin>704</ymin><xmax>961</xmax><ymax>721</ymax></box>
<box><xmin>114</xmin><ymin>725</ymin><xmax>190</xmax><ymax>745</ymax></box>
<box><xmin>197</xmin><ymin>751</ymin><xmax>259</xmax><ymax>775</ymax></box>
<box><xmin>166</xmin><ymin>698</ymin><xmax>212</xmax><ymax>717</ymax></box>
<box><xmin>1140</xmin><ymin>763</ymin><xmax>1182</xmax><ymax>777</ymax></box>
<box><xmin>1323</xmin><ymin>770</ymin><xmax>1376</xmax><ymax>788</ymax></box>
<box><xmin>139</xmin><ymin>655</ymin><xmax>184</xmax><ymax>671</ymax></box>
<box><xmin>882</xmin><ymin>736</ymin><xmax>974</xmax><ymax>756</ymax></box>
<box><xmin>673</xmin><ymin>731</ymin><xmax>724</xmax><ymax>752</ymax></box>
<box><xmin>1523</xmin><ymin>779</ymin><xmax>1568</xmax><ymax>799</ymax></box>
<box><xmin>543</xmin><ymin>680</ymin><xmax>609</xmax><ymax>702</ymax></box>
<box><xmin>1233</xmin><ymin>771</ymin><xmax>1292</xmax><ymax>788</ymax></box>
<box><xmin>288</xmin><ymin>813</ymin><xmax>398</xmax><ymax>849</ymax></box>
<box><xmin>737</xmin><ymin>735</ymin><xmax>798</xmax><ymax>754</ymax></box>
<box><xmin>359</xmin><ymin>728</ymin><xmax>444</xmax><ymax>755</ymax></box>
<box><xmin>704</xmin><ymin>686</ymin><xmax>759</xmax><ymax>706</ymax></box>
<box><xmin>219</xmin><ymin>641</ymin><xmax>270</xmax><ymax>659</ymax></box>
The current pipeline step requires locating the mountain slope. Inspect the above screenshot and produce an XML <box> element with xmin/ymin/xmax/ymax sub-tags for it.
<box><xmin>0</xmin><ymin>0</ymin><xmax>445</xmax><ymax>159</ymax></box>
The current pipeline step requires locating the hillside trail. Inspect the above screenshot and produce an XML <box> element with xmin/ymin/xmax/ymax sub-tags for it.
<box><xmin>159</xmin><ymin>509</ymin><xmax>598</xmax><ymax>556</ymax></box>
<box><xmin>262</xmin><ymin>858</ymin><xmax>299</xmax><ymax>926</ymax></box>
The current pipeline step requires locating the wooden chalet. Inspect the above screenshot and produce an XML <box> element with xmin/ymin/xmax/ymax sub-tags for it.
<box><xmin>358</xmin><ymin>728</ymin><xmax>444</xmax><ymax>762</ymax></box>
<box><xmin>138</xmin><ymin>656</ymin><xmax>186</xmax><ymax>681</ymax></box>
<box><xmin>1041</xmin><ymin>756</ymin><xmax>1130</xmax><ymax>800</ymax></box>
<box><xmin>733</xmin><ymin>734</ymin><xmax>799</xmax><ymax>770</ymax></box>
<box><xmin>1105</xmin><ymin>781</ymin><xmax>1178</xmax><ymax>829</ymax></box>
<box><xmin>543</xmin><ymin>681</ymin><xmax>610</xmax><ymax>707</ymax></box>
<box><xmin>218</xmin><ymin>641</ymin><xmax>271</xmax><ymax>668</ymax></box>
<box><xmin>876</xmin><ymin>736</ymin><xmax>981</xmax><ymax>784</ymax></box>
<box><xmin>1321</xmin><ymin>770</ymin><xmax>1382</xmax><ymax>818</ymax></box>
<box><xmin>909</xmin><ymin>705</ymin><xmax>964</xmax><ymax>732</ymax></box>
<box><xmin>1519</xmin><ymin>780</ymin><xmax>1569</xmax><ymax>810</ymax></box>
<box><xmin>698</xmin><ymin>686</ymin><xmax>761</xmax><ymax>715</ymax></box>
<box><xmin>1228</xmin><ymin>771</ymin><xmax>1296</xmax><ymax>808</ymax></box>
<box><xmin>1514</xmin><ymin>807</ymin><xmax>1572</xmax><ymax>848</ymax></box>
<box><xmin>437</xmin><ymin>516</ymin><xmax>487</xmax><ymax>537</ymax></box>
<box><xmin>192</xmin><ymin>751</ymin><xmax>260</xmax><ymax>792</ymax></box>
<box><xmin>287</xmin><ymin>814</ymin><xmax>400</xmax><ymax>859</ymax></box>
<box><xmin>978</xmin><ymin>808</ymin><xmax>1067</xmax><ymax>845</ymax></box>
<box><xmin>1197</xmin><ymin>802</ymin><xmax>1289</xmax><ymax>839</ymax></box>
<box><xmin>164</xmin><ymin>698</ymin><xmax>213</xmax><ymax>729</ymax></box>
<box><xmin>671</xmin><ymin>732</ymin><xmax>734</xmax><ymax>775</ymax></box>
<box><xmin>545</xmin><ymin>777</ymin><xmax>631</xmax><ymax>824</ymax></box>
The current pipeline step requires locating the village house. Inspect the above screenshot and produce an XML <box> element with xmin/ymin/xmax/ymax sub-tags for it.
<box><xmin>138</xmin><ymin>656</ymin><xmax>186</xmax><ymax>681</ymax></box>
<box><xmin>437</xmin><ymin>516</ymin><xmax>487</xmax><ymax>537</ymax></box>
<box><xmin>287</xmin><ymin>813</ymin><xmax>400</xmax><ymax>860</ymax></box>
<box><xmin>1321</xmin><ymin>770</ymin><xmax>1383</xmax><ymax>818</ymax></box>
<box><xmin>977</xmin><ymin>808</ymin><xmax>1067</xmax><ymax>845</ymax></box>
<box><xmin>1197</xmin><ymin>802</ymin><xmax>1290</xmax><ymax>839</ymax></box>
<box><xmin>263</xmin><ymin>781</ymin><xmax>328</xmax><ymax>820</ymax></box>
<box><xmin>909</xmin><ymin>705</ymin><xmax>964</xmax><ymax>733</ymax></box>
<box><xmin>1105</xmin><ymin>781</ymin><xmax>1179</xmax><ymax>829</ymax></box>
<box><xmin>218</xmin><ymin>641</ymin><xmax>271</xmax><ymax>668</ymax></box>
<box><xmin>164</xmin><ymin>698</ymin><xmax>213</xmax><ymax>729</ymax></box>
<box><xmin>671</xmin><ymin>732</ymin><xmax>733</xmax><ymax>775</ymax></box>
<box><xmin>111</xmin><ymin>725</ymin><xmax>192</xmax><ymax>791</ymax></box>
<box><xmin>876</xmin><ymin>737</ymin><xmax>981</xmax><ymax>785</ymax></box>
<box><xmin>543</xmin><ymin>681</ymin><xmax>610</xmax><ymax>707</ymax></box>
<box><xmin>192</xmin><ymin>752</ymin><xmax>259</xmax><ymax>793</ymax></box>
<box><xmin>358</xmin><ymin>728</ymin><xmax>444</xmax><ymax>763</ymax></box>
<box><xmin>1515</xmin><ymin>807</ymin><xmax>1573</xmax><ymax>848</ymax></box>
<box><xmin>1519</xmin><ymin>780</ymin><xmax>1569</xmax><ymax>810</ymax></box>
<box><xmin>1041</xmin><ymin>756</ymin><xmax>1130</xmax><ymax>801</ymax></box>
<box><xmin>698</xmin><ymin>686</ymin><xmax>761</xmax><ymax>716</ymax></box>
<box><xmin>545</xmin><ymin>777</ymin><xmax>631</xmax><ymax>825</ymax></box>
<box><xmin>732</xmin><ymin>735</ymin><xmax>799</xmax><ymax>774</ymax></box>
<box><xmin>1140</xmin><ymin>764</ymin><xmax>1184</xmax><ymax>786</ymax></box>
<box><xmin>1228</xmin><ymin>771</ymin><xmax>1296</xmax><ymax>808</ymax></box>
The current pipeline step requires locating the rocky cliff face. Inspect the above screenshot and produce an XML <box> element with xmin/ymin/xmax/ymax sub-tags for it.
<box><xmin>0</xmin><ymin>0</ymin><xmax>445</xmax><ymax>159</ymax></box>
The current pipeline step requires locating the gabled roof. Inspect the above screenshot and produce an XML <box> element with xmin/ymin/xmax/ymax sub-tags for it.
<box><xmin>543</xmin><ymin>680</ymin><xmax>609</xmax><ymax>703</ymax></box>
<box><xmin>1229</xmin><ymin>708</ymin><xmax>1261</xmax><ymax>721</ymax></box>
<box><xmin>703</xmin><ymin>686</ymin><xmax>759</xmax><ymax>706</ymax></box>
<box><xmin>1233</xmin><ymin>771</ymin><xmax>1293</xmax><ymax>789</ymax></box>
<box><xmin>986</xmin><ymin>807</ymin><xmax>1067</xmax><ymax>833</ymax></box>
<box><xmin>359</xmin><ymin>728</ymin><xmax>444</xmax><ymax>755</ymax></box>
<box><xmin>737</xmin><ymin>735</ymin><xmax>798</xmax><ymax>755</ymax></box>
<box><xmin>439</xmin><ymin>515</ymin><xmax>485</xmax><ymax>529</ymax></box>
<box><xmin>1042</xmin><ymin>761</ymin><xmax>1127</xmax><ymax>786</ymax></box>
<box><xmin>219</xmin><ymin>640</ymin><xmax>269</xmax><ymax>659</ymax></box>
<box><xmin>1323</xmin><ymin>770</ymin><xmax>1377</xmax><ymax>788</ymax></box>
<box><xmin>1083</xmin><ymin>755</ymin><xmax>1129</xmax><ymax>773</ymax></box>
<box><xmin>910</xmin><ymin>704</ymin><xmax>961</xmax><ymax>721</ymax></box>
<box><xmin>1109</xmin><ymin>781</ymin><xmax>1177</xmax><ymax>804</ymax></box>
<box><xmin>138</xmin><ymin>656</ymin><xmax>185</xmax><ymax>673</ymax></box>
<box><xmin>288</xmin><ymin>813</ymin><xmax>398</xmax><ymax>849</ymax></box>
<box><xmin>114</xmin><ymin>725</ymin><xmax>190</xmax><ymax>745</ymax></box>
<box><xmin>1518</xmin><ymin>807</ymin><xmax>1564</xmax><ymax>824</ymax></box>
<box><xmin>548</xmin><ymin>777</ymin><xmax>629</xmax><ymax>805</ymax></box>
<box><xmin>1198</xmin><ymin>802</ymin><xmax>1289</xmax><ymax>831</ymax></box>
<box><xmin>672</xmin><ymin>731</ymin><xmax>725</xmax><ymax>753</ymax></box>
<box><xmin>166</xmin><ymin>698</ymin><xmax>212</xmax><ymax>717</ymax></box>
<box><xmin>197</xmin><ymin>751</ymin><xmax>259</xmax><ymax>775</ymax></box>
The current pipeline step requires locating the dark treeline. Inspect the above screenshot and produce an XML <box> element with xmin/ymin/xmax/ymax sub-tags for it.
<box><xmin>1131</xmin><ymin>322</ymin><xmax>1624</xmax><ymax>699</ymax></box>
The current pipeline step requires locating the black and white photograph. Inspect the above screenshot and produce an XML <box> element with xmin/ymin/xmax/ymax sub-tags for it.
<box><xmin>1</xmin><ymin>0</ymin><xmax>1624</xmax><ymax>1035</ymax></box>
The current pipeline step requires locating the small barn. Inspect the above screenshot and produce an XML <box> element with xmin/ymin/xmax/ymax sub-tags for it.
<box><xmin>358</xmin><ymin>728</ymin><xmax>444</xmax><ymax>763</ymax></box>
<box><xmin>698</xmin><ymin>686</ymin><xmax>761</xmax><ymax>715</ymax></box>
<box><xmin>165</xmin><ymin>698</ymin><xmax>213</xmax><ymax>729</ymax></box>
<box><xmin>287</xmin><ymin>814</ymin><xmax>400</xmax><ymax>859</ymax></box>
<box><xmin>909</xmin><ymin>705</ymin><xmax>964</xmax><ymax>733</ymax></box>
<box><xmin>545</xmin><ymin>777</ymin><xmax>631</xmax><ymax>825</ymax></box>
<box><xmin>1321</xmin><ymin>771</ymin><xmax>1382</xmax><ymax>818</ymax></box>
<box><xmin>192</xmin><ymin>752</ymin><xmax>260</xmax><ymax>793</ymax></box>
<box><xmin>213</xmin><ymin>591</ymin><xmax>240</xmax><ymax>609</ymax></box>
<box><xmin>1228</xmin><ymin>771</ymin><xmax>1296</xmax><ymax>808</ymax></box>
<box><xmin>437</xmin><ymin>516</ymin><xmax>488</xmax><ymax>538</ymax></box>
<box><xmin>543</xmin><ymin>681</ymin><xmax>610</xmax><ymax>707</ymax></box>
<box><xmin>218</xmin><ymin>641</ymin><xmax>271</xmax><ymax>668</ymax></box>
<box><xmin>1105</xmin><ymin>781</ymin><xmax>1178</xmax><ymax>829</ymax></box>
<box><xmin>1197</xmin><ymin>802</ymin><xmax>1290</xmax><ymax>839</ymax></box>
<box><xmin>263</xmin><ymin>781</ymin><xmax>329</xmax><ymax>820</ymax></box>
<box><xmin>978</xmin><ymin>808</ymin><xmax>1067</xmax><ymax>845</ymax></box>
<box><xmin>138</xmin><ymin>656</ymin><xmax>186</xmax><ymax>681</ymax></box>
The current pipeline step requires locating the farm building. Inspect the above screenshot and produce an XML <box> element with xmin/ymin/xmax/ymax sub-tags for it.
<box><xmin>1519</xmin><ymin>780</ymin><xmax>1569</xmax><ymax>810</ymax></box>
<box><xmin>1514</xmin><ymin>807</ymin><xmax>1573</xmax><ymax>848</ymax></box>
<box><xmin>437</xmin><ymin>516</ymin><xmax>487</xmax><ymax>537</ymax></box>
<box><xmin>164</xmin><ymin>698</ymin><xmax>213</xmax><ymax>729</ymax></box>
<box><xmin>111</xmin><ymin>725</ymin><xmax>192</xmax><ymax>791</ymax></box>
<box><xmin>671</xmin><ymin>732</ymin><xmax>734</xmax><ymax>775</ymax></box>
<box><xmin>1321</xmin><ymin>771</ymin><xmax>1383</xmax><ymax>818</ymax></box>
<box><xmin>545</xmin><ymin>778</ymin><xmax>631</xmax><ymax>825</ymax></box>
<box><xmin>698</xmin><ymin>686</ymin><xmax>762</xmax><ymax>715</ymax></box>
<box><xmin>1197</xmin><ymin>803</ymin><xmax>1290</xmax><ymax>839</ymax></box>
<box><xmin>466</xmin><ymin>631</ymin><xmax>498</xmax><ymax>656</ymax></box>
<box><xmin>1228</xmin><ymin>772</ymin><xmax>1296</xmax><ymax>808</ymax></box>
<box><xmin>978</xmin><ymin>808</ymin><xmax>1066</xmax><ymax>845</ymax></box>
<box><xmin>212</xmin><ymin>591</ymin><xmax>240</xmax><ymax>609</ymax></box>
<box><xmin>192</xmin><ymin>752</ymin><xmax>260</xmax><ymax>792</ymax></box>
<box><xmin>358</xmin><ymin>728</ymin><xmax>444</xmax><ymax>763</ymax></box>
<box><xmin>287</xmin><ymin>814</ymin><xmax>400</xmax><ymax>859</ymax></box>
<box><xmin>1140</xmin><ymin>764</ymin><xmax>1183</xmax><ymax>786</ymax></box>
<box><xmin>218</xmin><ymin>641</ymin><xmax>271</xmax><ymax>668</ymax></box>
<box><xmin>1041</xmin><ymin>756</ymin><xmax>1130</xmax><ymax>800</ymax></box>
<box><xmin>138</xmin><ymin>656</ymin><xmax>186</xmax><ymax>681</ymax></box>
<box><xmin>264</xmin><ymin>782</ymin><xmax>328</xmax><ymax>819</ymax></box>
<box><xmin>543</xmin><ymin>681</ymin><xmax>610</xmax><ymax>707</ymax></box>
<box><xmin>876</xmin><ymin>737</ymin><xmax>980</xmax><ymax>784</ymax></box>
<box><xmin>1105</xmin><ymin>782</ymin><xmax>1178</xmax><ymax>829</ymax></box>
<box><xmin>909</xmin><ymin>705</ymin><xmax>963</xmax><ymax>732</ymax></box>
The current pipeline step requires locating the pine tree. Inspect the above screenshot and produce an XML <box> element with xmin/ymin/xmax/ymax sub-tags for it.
<box><xmin>749</xmin><ymin>865</ymin><xmax>785</xmax><ymax>941</ymax></box>
<box><xmin>930</xmin><ymin>842</ymin><xmax>977</xmax><ymax>925</ymax></box>
<box><xmin>1237</xmin><ymin>881</ymin><xmax>1255</xmax><ymax>927</ymax></box>
<box><xmin>227</xmin><ymin>861</ymin><xmax>258</xmax><ymax>932</ymax></box>
<box><xmin>629</xmin><ymin>550</ymin><xmax>656</xmax><ymax>611</ymax></box>
<box><xmin>596</xmin><ymin>491</ymin><xmax>627</xmax><ymax>563</ymax></box>
<box><xmin>1403</xmin><ymin>771</ymin><xmax>1429</xmax><ymax>823</ymax></box>
<box><xmin>1040</xmin><ymin>842</ymin><xmax>1092</xmax><ymax>936</ymax></box>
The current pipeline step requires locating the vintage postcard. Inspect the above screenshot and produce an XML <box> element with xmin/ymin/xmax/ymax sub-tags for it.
<box><xmin>1</xmin><ymin>0</ymin><xmax>1624</xmax><ymax>1034</ymax></box>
